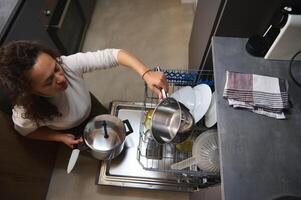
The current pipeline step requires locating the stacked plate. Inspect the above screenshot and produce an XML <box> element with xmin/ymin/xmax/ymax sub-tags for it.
<box><xmin>171</xmin><ymin>84</ymin><xmax>217</xmax><ymax>127</ymax></box>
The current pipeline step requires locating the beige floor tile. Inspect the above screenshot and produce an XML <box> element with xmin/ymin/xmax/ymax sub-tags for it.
<box><xmin>82</xmin><ymin>0</ymin><xmax>194</xmax><ymax>108</ymax></box>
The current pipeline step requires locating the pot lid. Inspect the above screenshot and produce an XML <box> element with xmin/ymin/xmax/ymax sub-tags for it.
<box><xmin>84</xmin><ymin>120</ymin><xmax>124</xmax><ymax>151</ymax></box>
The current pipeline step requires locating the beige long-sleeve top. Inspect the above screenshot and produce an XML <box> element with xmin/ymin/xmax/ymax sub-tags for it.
<box><xmin>12</xmin><ymin>49</ymin><xmax>120</xmax><ymax>136</ymax></box>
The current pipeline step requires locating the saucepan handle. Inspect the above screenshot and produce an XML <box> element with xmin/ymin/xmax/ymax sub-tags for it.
<box><xmin>123</xmin><ymin>119</ymin><xmax>133</xmax><ymax>136</ymax></box>
<box><xmin>155</xmin><ymin>66</ymin><xmax>168</xmax><ymax>99</ymax></box>
<box><xmin>161</xmin><ymin>88</ymin><xmax>167</xmax><ymax>99</ymax></box>
<box><xmin>74</xmin><ymin>136</ymin><xmax>89</xmax><ymax>151</ymax></box>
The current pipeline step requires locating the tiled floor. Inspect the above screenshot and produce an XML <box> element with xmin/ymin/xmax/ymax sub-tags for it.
<box><xmin>82</xmin><ymin>0</ymin><xmax>194</xmax><ymax>108</ymax></box>
<box><xmin>46</xmin><ymin>0</ymin><xmax>194</xmax><ymax>199</ymax></box>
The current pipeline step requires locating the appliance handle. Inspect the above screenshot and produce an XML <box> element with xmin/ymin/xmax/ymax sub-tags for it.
<box><xmin>49</xmin><ymin>0</ymin><xmax>71</xmax><ymax>29</ymax></box>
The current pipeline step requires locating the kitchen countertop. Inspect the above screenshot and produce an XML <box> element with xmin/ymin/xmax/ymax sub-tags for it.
<box><xmin>212</xmin><ymin>37</ymin><xmax>301</xmax><ymax>200</ymax></box>
<box><xmin>0</xmin><ymin>0</ymin><xmax>22</xmax><ymax>43</ymax></box>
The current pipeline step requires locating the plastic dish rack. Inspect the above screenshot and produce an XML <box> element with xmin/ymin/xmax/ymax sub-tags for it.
<box><xmin>137</xmin><ymin>68</ymin><xmax>219</xmax><ymax>178</ymax></box>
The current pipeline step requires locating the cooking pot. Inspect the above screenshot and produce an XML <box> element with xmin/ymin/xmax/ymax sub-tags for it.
<box><xmin>151</xmin><ymin>89</ymin><xmax>195</xmax><ymax>144</ymax></box>
<box><xmin>67</xmin><ymin>114</ymin><xmax>133</xmax><ymax>174</ymax></box>
<box><xmin>83</xmin><ymin>114</ymin><xmax>133</xmax><ymax>160</ymax></box>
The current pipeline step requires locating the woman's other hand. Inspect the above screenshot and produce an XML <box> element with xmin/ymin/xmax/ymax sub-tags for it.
<box><xmin>59</xmin><ymin>134</ymin><xmax>83</xmax><ymax>148</ymax></box>
<box><xmin>143</xmin><ymin>70</ymin><xmax>169</xmax><ymax>99</ymax></box>
<box><xmin>26</xmin><ymin>127</ymin><xmax>83</xmax><ymax>148</ymax></box>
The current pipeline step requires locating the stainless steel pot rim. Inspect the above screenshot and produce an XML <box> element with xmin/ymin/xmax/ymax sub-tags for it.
<box><xmin>151</xmin><ymin>130</ymin><xmax>186</xmax><ymax>144</ymax></box>
<box><xmin>82</xmin><ymin>132</ymin><xmax>124</xmax><ymax>152</ymax></box>
<box><xmin>83</xmin><ymin>130</ymin><xmax>125</xmax><ymax>152</ymax></box>
<box><xmin>151</xmin><ymin>131</ymin><xmax>165</xmax><ymax>144</ymax></box>
<box><xmin>150</xmin><ymin>97</ymin><xmax>182</xmax><ymax>143</ymax></box>
<box><xmin>86</xmin><ymin>143</ymin><xmax>123</xmax><ymax>152</ymax></box>
<box><xmin>83</xmin><ymin>114</ymin><xmax>126</xmax><ymax>152</ymax></box>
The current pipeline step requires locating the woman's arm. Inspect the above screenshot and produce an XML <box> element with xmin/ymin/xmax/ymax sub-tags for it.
<box><xmin>117</xmin><ymin>50</ymin><xmax>169</xmax><ymax>99</ymax></box>
<box><xmin>26</xmin><ymin>127</ymin><xmax>82</xmax><ymax>148</ymax></box>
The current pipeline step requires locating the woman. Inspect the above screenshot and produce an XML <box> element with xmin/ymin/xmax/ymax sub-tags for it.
<box><xmin>0</xmin><ymin>41</ymin><xmax>168</xmax><ymax>148</ymax></box>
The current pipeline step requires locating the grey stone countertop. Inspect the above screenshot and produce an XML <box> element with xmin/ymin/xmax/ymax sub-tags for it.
<box><xmin>212</xmin><ymin>37</ymin><xmax>301</xmax><ymax>200</ymax></box>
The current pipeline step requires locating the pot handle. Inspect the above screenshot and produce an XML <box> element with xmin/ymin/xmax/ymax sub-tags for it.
<box><xmin>123</xmin><ymin>119</ymin><xmax>133</xmax><ymax>136</ymax></box>
<box><xmin>74</xmin><ymin>136</ymin><xmax>89</xmax><ymax>151</ymax></box>
<box><xmin>156</xmin><ymin>67</ymin><xmax>168</xmax><ymax>99</ymax></box>
<box><xmin>161</xmin><ymin>88</ymin><xmax>168</xmax><ymax>99</ymax></box>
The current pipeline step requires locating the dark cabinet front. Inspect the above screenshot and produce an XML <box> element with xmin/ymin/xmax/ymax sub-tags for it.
<box><xmin>188</xmin><ymin>0</ymin><xmax>292</xmax><ymax>70</ymax></box>
<box><xmin>2</xmin><ymin>0</ymin><xmax>96</xmax><ymax>55</ymax></box>
<box><xmin>46</xmin><ymin>0</ymin><xmax>86</xmax><ymax>54</ymax></box>
<box><xmin>3</xmin><ymin>0</ymin><xmax>57</xmax><ymax>50</ymax></box>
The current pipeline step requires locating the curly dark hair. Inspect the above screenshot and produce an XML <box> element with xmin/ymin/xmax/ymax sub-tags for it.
<box><xmin>0</xmin><ymin>40</ymin><xmax>62</xmax><ymax>124</ymax></box>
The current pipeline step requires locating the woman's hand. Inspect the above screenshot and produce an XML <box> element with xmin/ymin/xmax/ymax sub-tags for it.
<box><xmin>116</xmin><ymin>50</ymin><xmax>169</xmax><ymax>98</ymax></box>
<box><xmin>59</xmin><ymin>134</ymin><xmax>83</xmax><ymax>148</ymax></box>
<box><xmin>143</xmin><ymin>70</ymin><xmax>169</xmax><ymax>99</ymax></box>
<box><xmin>26</xmin><ymin>127</ymin><xmax>83</xmax><ymax>148</ymax></box>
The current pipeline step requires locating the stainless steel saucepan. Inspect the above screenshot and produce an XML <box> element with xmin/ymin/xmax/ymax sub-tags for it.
<box><xmin>151</xmin><ymin>88</ymin><xmax>195</xmax><ymax>144</ymax></box>
<box><xmin>67</xmin><ymin>114</ymin><xmax>133</xmax><ymax>173</ymax></box>
<box><xmin>83</xmin><ymin>114</ymin><xmax>133</xmax><ymax>160</ymax></box>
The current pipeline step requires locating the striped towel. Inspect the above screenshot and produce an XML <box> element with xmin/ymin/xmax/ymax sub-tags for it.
<box><xmin>223</xmin><ymin>71</ymin><xmax>289</xmax><ymax>119</ymax></box>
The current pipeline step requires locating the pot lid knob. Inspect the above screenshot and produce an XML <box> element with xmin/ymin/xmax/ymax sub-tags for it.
<box><xmin>103</xmin><ymin>121</ymin><xmax>109</xmax><ymax>139</ymax></box>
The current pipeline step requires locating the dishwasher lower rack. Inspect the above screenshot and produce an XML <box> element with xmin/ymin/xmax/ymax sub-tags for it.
<box><xmin>137</xmin><ymin>68</ymin><xmax>220</xmax><ymax>179</ymax></box>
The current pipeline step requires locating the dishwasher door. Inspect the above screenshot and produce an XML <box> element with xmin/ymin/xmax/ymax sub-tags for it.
<box><xmin>96</xmin><ymin>101</ymin><xmax>200</xmax><ymax>192</ymax></box>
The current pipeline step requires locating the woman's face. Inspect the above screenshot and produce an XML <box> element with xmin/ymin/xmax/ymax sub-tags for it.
<box><xmin>27</xmin><ymin>53</ymin><xmax>68</xmax><ymax>97</ymax></box>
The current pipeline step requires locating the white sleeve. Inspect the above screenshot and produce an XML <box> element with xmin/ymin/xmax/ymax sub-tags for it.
<box><xmin>12</xmin><ymin>106</ymin><xmax>38</xmax><ymax>136</ymax></box>
<box><xmin>60</xmin><ymin>49</ymin><xmax>120</xmax><ymax>76</ymax></box>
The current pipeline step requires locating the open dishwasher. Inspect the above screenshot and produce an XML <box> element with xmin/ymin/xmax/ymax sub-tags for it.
<box><xmin>97</xmin><ymin>69</ymin><xmax>220</xmax><ymax>192</ymax></box>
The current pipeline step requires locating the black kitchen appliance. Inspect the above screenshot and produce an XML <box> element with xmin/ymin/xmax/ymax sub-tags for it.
<box><xmin>246</xmin><ymin>5</ymin><xmax>301</xmax><ymax>59</ymax></box>
<box><xmin>1</xmin><ymin>0</ymin><xmax>95</xmax><ymax>55</ymax></box>
<box><xmin>44</xmin><ymin>0</ymin><xmax>86</xmax><ymax>55</ymax></box>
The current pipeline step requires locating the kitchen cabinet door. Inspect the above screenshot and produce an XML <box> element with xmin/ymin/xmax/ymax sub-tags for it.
<box><xmin>188</xmin><ymin>0</ymin><xmax>224</xmax><ymax>69</ymax></box>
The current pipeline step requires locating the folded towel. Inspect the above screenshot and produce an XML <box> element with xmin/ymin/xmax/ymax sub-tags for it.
<box><xmin>228</xmin><ymin>99</ymin><xmax>286</xmax><ymax>119</ymax></box>
<box><xmin>223</xmin><ymin>71</ymin><xmax>289</xmax><ymax>119</ymax></box>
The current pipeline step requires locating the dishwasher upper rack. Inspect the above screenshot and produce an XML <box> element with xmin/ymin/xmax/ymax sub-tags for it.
<box><xmin>137</xmin><ymin>68</ymin><xmax>219</xmax><ymax>178</ymax></box>
<box><xmin>145</xmin><ymin>68</ymin><xmax>214</xmax><ymax>99</ymax></box>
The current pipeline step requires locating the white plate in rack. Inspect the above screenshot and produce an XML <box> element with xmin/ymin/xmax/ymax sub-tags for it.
<box><xmin>192</xmin><ymin>84</ymin><xmax>212</xmax><ymax>123</ymax></box>
<box><xmin>205</xmin><ymin>91</ymin><xmax>217</xmax><ymax>128</ymax></box>
<box><xmin>170</xmin><ymin>86</ymin><xmax>195</xmax><ymax>112</ymax></box>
